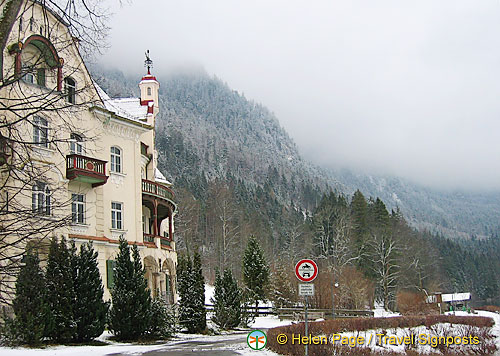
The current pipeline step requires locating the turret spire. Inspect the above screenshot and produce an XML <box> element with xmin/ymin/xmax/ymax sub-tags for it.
<box><xmin>144</xmin><ymin>50</ymin><xmax>153</xmax><ymax>75</ymax></box>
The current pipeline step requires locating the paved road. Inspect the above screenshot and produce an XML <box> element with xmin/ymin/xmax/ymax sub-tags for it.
<box><xmin>110</xmin><ymin>331</ymin><xmax>252</xmax><ymax>356</ymax></box>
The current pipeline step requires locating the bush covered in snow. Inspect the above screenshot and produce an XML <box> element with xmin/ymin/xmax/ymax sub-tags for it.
<box><xmin>267</xmin><ymin>315</ymin><xmax>497</xmax><ymax>356</ymax></box>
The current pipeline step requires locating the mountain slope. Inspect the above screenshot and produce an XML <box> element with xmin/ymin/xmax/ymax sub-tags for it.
<box><xmin>91</xmin><ymin>65</ymin><xmax>500</xmax><ymax>239</ymax></box>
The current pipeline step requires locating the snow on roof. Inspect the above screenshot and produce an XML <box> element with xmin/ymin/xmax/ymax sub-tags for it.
<box><xmin>155</xmin><ymin>168</ymin><xmax>172</xmax><ymax>186</ymax></box>
<box><xmin>441</xmin><ymin>293</ymin><xmax>471</xmax><ymax>302</ymax></box>
<box><xmin>94</xmin><ymin>82</ymin><xmax>149</xmax><ymax>122</ymax></box>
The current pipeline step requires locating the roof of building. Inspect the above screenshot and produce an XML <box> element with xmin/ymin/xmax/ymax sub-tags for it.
<box><xmin>155</xmin><ymin>168</ymin><xmax>172</xmax><ymax>186</ymax></box>
<box><xmin>441</xmin><ymin>293</ymin><xmax>471</xmax><ymax>302</ymax></box>
<box><xmin>94</xmin><ymin>83</ymin><xmax>151</xmax><ymax>122</ymax></box>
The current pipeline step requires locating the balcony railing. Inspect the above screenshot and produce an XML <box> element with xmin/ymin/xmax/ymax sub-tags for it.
<box><xmin>143</xmin><ymin>233</ymin><xmax>173</xmax><ymax>250</ymax></box>
<box><xmin>160</xmin><ymin>238</ymin><xmax>172</xmax><ymax>248</ymax></box>
<box><xmin>66</xmin><ymin>154</ymin><xmax>108</xmax><ymax>187</ymax></box>
<box><xmin>142</xmin><ymin>179</ymin><xmax>175</xmax><ymax>202</ymax></box>
<box><xmin>143</xmin><ymin>233</ymin><xmax>156</xmax><ymax>243</ymax></box>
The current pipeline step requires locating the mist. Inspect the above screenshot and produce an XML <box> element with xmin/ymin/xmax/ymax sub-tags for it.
<box><xmin>99</xmin><ymin>0</ymin><xmax>500</xmax><ymax>190</ymax></box>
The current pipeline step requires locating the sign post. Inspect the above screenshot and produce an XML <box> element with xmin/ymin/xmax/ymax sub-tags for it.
<box><xmin>295</xmin><ymin>259</ymin><xmax>318</xmax><ymax>356</ymax></box>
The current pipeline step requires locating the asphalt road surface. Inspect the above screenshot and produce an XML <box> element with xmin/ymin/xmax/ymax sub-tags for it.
<box><xmin>110</xmin><ymin>331</ymin><xmax>253</xmax><ymax>356</ymax></box>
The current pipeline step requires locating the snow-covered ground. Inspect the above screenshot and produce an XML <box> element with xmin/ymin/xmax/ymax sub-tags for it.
<box><xmin>2</xmin><ymin>291</ymin><xmax>499</xmax><ymax>356</ymax></box>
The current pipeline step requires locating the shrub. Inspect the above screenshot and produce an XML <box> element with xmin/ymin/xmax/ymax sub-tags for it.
<box><xmin>396</xmin><ymin>291</ymin><xmax>436</xmax><ymax>315</ymax></box>
<box><xmin>147</xmin><ymin>297</ymin><xmax>175</xmax><ymax>339</ymax></box>
<box><xmin>267</xmin><ymin>315</ymin><xmax>496</xmax><ymax>356</ymax></box>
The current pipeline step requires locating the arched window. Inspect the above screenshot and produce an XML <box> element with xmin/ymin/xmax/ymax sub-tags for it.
<box><xmin>65</xmin><ymin>77</ymin><xmax>76</xmax><ymax>103</ymax></box>
<box><xmin>32</xmin><ymin>182</ymin><xmax>50</xmax><ymax>215</ymax></box>
<box><xmin>33</xmin><ymin>116</ymin><xmax>49</xmax><ymax>148</ymax></box>
<box><xmin>17</xmin><ymin>35</ymin><xmax>63</xmax><ymax>91</ymax></box>
<box><xmin>147</xmin><ymin>87</ymin><xmax>152</xmax><ymax>96</ymax></box>
<box><xmin>70</xmin><ymin>133</ymin><xmax>83</xmax><ymax>154</ymax></box>
<box><xmin>110</xmin><ymin>146</ymin><xmax>122</xmax><ymax>173</ymax></box>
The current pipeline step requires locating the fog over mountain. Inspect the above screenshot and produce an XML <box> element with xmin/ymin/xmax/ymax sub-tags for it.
<box><xmin>99</xmin><ymin>0</ymin><xmax>500</xmax><ymax>191</ymax></box>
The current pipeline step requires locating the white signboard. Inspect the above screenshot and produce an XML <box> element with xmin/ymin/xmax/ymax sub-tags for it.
<box><xmin>298</xmin><ymin>283</ymin><xmax>315</xmax><ymax>296</ymax></box>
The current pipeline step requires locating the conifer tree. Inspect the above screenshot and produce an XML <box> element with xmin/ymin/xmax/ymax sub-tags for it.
<box><xmin>177</xmin><ymin>254</ymin><xmax>192</xmax><ymax>331</ymax></box>
<box><xmin>242</xmin><ymin>236</ymin><xmax>269</xmax><ymax>315</ymax></box>
<box><xmin>192</xmin><ymin>252</ymin><xmax>207</xmax><ymax>332</ymax></box>
<box><xmin>177</xmin><ymin>252</ymin><xmax>206</xmax><ymax>333</ymax></box>
<box><xmin>45</xmin><ymin>237</ymin><xmax>76</xmax><ymax>343</ymax></box>
<box><xmin>212</xmin><ymin>268</ymin><xmax>241</xmax><ymax>329</ymax></box>
<box><xmin>109</xmin><ymin>237</ymin><xmax>152</xmax><ymax>340</ymax></box>
<box><xmin>73</xmin><ymin>242</ymin><xmax>107</xmax><ymax>342</ymax></box>
<box><xmin>10</xmin><ymin>250</ymin><xmax>47</xmax><ymax>345</ymax></box>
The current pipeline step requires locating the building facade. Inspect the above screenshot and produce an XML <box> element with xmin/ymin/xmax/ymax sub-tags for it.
<box><xmin>0</xmin><ymin>0</ymin><xmax>177</xmax><ymax>303</ymax></box>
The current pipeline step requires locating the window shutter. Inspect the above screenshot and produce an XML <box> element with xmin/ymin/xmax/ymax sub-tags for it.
<box><xmin>37</xmin><ymin>68</ymin><xmax>45</xmax><ymax>86</ymax></box>
<box><xmin>106</xmin><ymin>260</ymin><xmax>116</xmax><ymax>289</ymax></box>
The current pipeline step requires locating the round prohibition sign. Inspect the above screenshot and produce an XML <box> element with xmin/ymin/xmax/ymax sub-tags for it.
<box><xmin>295</xmin><ymin>259</ymin><xmax>318</xmax><ymax>282</ymax></box>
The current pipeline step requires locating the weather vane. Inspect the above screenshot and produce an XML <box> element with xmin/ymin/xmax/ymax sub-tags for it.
<box><xmin>145</xmin><ymin>50</ymin><xmax>153</xmax><ymax>74</ymax></box>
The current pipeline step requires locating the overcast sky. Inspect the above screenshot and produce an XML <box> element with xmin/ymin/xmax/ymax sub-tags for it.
<box><xmin>100</xmin><ymin>0</ymin><xmax>500</xmax><ymax>191</ymax></box>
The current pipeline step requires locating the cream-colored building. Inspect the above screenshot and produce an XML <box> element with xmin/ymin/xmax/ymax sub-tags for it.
<box><xmin>0</xmin><ymin>0</ymin><xmax>177</xmax><ymax>303</ymax></box>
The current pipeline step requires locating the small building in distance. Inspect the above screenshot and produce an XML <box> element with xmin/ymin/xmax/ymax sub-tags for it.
<box><xmin>427</xmin><ymin>292</ymin><xmax>471</xmax><ymax>312</ymax></box>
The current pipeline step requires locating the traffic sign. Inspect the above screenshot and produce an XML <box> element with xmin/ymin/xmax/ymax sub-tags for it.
<box><xmin>299</xmin><ymin>283</ymin><xmax>315</xmax><ymax>296</ymax></box>
<box><xmin>295</xmin><ymin>259</ymin><xmax>318</xmax><ymax>282</ymax></box>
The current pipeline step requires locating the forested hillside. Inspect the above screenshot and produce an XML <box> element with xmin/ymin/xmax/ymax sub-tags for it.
<box><xmin>91</xmin><ymin>65</ymin><xmax>500</xmax><ymax>306</ymax></box>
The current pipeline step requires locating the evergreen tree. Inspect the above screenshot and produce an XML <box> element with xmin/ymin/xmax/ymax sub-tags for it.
<box><xmin>177</xmin><ymin>254</ymin><xmax>192</xmax><ymax>331</ymax></box>
<box><xmin>192</xmin><ymin>252</ymin><xmax>207</xmax><ymax>332</ymax></box>
<box><xmin>45</xmin><ymin>237</ymin><xmax>76</xmax><ymax>343</ymax></box>
<box><xmin>109</xmin><ymin>237</ymin><xmax>152</xmax><ymax>340</ymax></box>
<box><xmin>73</xmin><ymin>242</ymin><xmax>107</xmax><ymax>342</ymax></box>
<box><xmin>211</xmin><ymin>268</ymin><xmax>241</xmax><ymax>329</ymax></box>
<box><xmin>242</xmin><ymin>236</ymin><xmax>269</xmax><ymax>315</ymax></box>
<box><xmin>148</xmin><ymin>297</ymin><xmax>175</xmax><ymax>338</ymax></box>
<box><xmin>177</xmin><ymin>252</ymin><xmax>206</xmax><ymax>333</ymax></box>
<box><xmin>351</xmin><ymin>190</ymin><xmax>371</xmax><ymax>275</ymax></box>
<box><xmin>10</xmin><ymin>250</ymin><xmax>47</xmax><ymax>345</ymax></box>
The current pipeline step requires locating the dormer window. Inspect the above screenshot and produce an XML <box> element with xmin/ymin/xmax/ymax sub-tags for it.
<box><xmin>16</xmin><ymin>35</ymin><xmax>63</xmax><ymax>91</ymax></box>
<box><xmin>22</xmin><ymin>65</ymin><xmax>35</xmax><ymax>84</ymax></box>
<box><xmin>65</xmin><ymin>77</ymin><xmax>76</xmax><ymax>103</ymax></box>
<box><xmin>22</xmin><ymin>65</ymin><xmax>45</xmax><ymax>87</ymax></box>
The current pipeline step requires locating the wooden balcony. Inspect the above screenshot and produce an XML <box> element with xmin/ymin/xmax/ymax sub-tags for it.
<box><xmin>142</xmin><ymin>233</ymin><xmax>173</xmax><ymax>250</ymax></box>
<box><xmin>142</xmin><ymin>179</ymin><xmax>175</xmax><ymax>202</ymax></box>
<box><xmin>66</xmin><ymin>154</ymin><xmax>108</xmax><ymax>187</ymax></box>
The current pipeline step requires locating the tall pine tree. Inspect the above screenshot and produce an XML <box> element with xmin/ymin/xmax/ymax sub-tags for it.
<box><xmin>211</xmin><ymin>268</ymin><xmax>241</xmax><ymax>329</ymax></box>
<box><xmin>192</xmin><ymin>252</ymin><xmax>206</xmax><ymax>332</ymax></box>
<box><xmin>45</xmin><ymin>237</ymin><xmax>76</xmax><ymax>343</ymax></box>
<box><xmin>242</xmin><ymin>236</ymin><xmax>269</xmax><ymax>315</ymax></box>
<box><xmin>177</xmin><ymin>252</ymin><xmax>206</xmax><ymax>333</ymax></box>
<box><xmin>10</xmin><ymin>250</ymin><xmax>47</xmax><ymax>345</ymax></box>
<box><xmin>109</xmin><ymin>237</ymin><xmax>152</xmax><ymax>340</ymax></box>
<box><xmin>73</xmin><ymin>242</ymin><xmax>107</xmax><ymax>342</ymax></box>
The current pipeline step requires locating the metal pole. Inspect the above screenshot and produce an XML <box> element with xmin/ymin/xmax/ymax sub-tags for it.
<box><xmin>332</xmin><ymin>282</ymin><xmax>335</xmax><ymax>319</ymax></box>
<box><xmin>305</xmin><ymin>295</ymin><xmax>308</xmax><ymax>356</ymax></box>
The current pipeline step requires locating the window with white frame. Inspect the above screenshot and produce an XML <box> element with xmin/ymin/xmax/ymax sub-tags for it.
<box><xmin>110</xmin><ymin>146</ymin><xmax>122</xmax><ymax>173</ymax></box>
<box><xmin>111</xmin><ymin>202</ymin><xmax>123</xmax><ymax>230</ymax></box>
<box><xmin>70</xmin><ymin>133</ymin><xmax>83</xmax><ymax>154</ymax></box>
<box><xmin>71</xmin><ymin>193</ymin><xmax>85</xmax><ymax>224</ymax></box>
<box><xmin>33</xmin><ymin>116</ymin><xmax>49</xmax><ymax>148</ymax></box>
<box><xmin>32</xmin><ymin>182</ymin><xmax>50</xmax><ymax>215</ymax></box>
<box><xmin>22</xmin><ymin>64</ymin><xmax>45</xmax><ymax>87</ymax></box>
<box><xmin>65</xmin><ymin>77</ymin><xmax>76</xmax><ymax>103</ymax></box>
